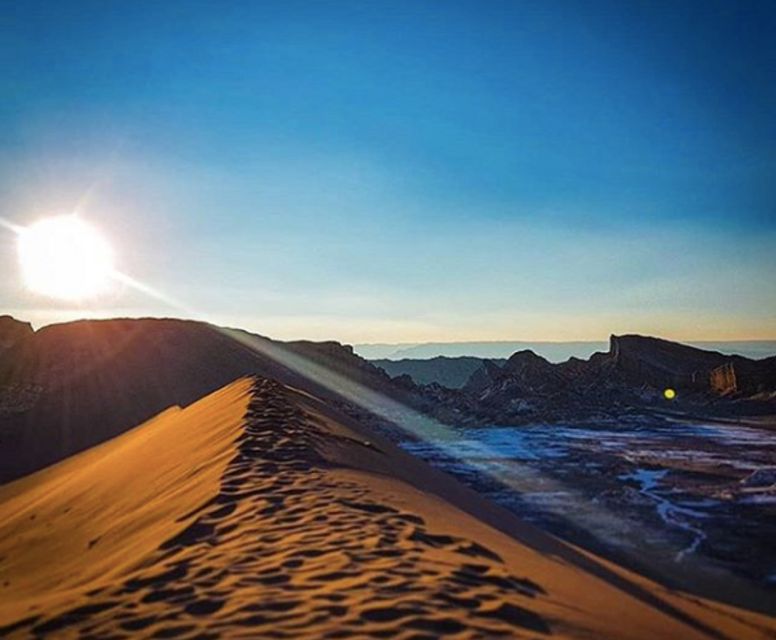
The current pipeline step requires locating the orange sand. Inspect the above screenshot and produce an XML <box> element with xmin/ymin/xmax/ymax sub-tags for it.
<box><xmin>0</xmin><ymin>377</ymin><xmax>773</xmax><ymax>639</ymax></box>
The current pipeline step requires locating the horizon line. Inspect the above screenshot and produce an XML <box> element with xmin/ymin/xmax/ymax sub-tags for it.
<box><xmin>4</xmin><ymin>313</ymin><xmax>776</xmax><ymax>347</ymax></box>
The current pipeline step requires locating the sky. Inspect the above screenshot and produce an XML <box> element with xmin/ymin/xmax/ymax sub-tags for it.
<box><xmin>1</xmin><ymin>0</ymin><xmax>775</xmax><ymax>343</ymax></box>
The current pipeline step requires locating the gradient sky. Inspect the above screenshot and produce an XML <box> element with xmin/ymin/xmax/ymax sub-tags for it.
<box><xmin>1</xmin><ymin>0</ymin><xmax>775</xmax><ymax>343</ymax></box>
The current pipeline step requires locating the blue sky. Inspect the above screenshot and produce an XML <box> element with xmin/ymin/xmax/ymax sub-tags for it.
<box><xmin>1</xmin><ymin>0</ymin><xmax>775</xmax><ymax>342</ymax></box>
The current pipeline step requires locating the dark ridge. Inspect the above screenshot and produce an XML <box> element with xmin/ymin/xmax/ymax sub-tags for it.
<box><xmin>374</xmin><ymin>356</ymin><xmax>506</xmax><ymax>389</ymax></box>
<box><xmin>0</xmin><ymin>317</ymin><xmax>419</xmax><ymax>483</ymax></box>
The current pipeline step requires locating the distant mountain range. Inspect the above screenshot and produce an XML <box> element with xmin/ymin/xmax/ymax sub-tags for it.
<box><xmin>356</xmin><ymin>340</ymin><xmax>776</xmax><ymax>362</ymax></box>
<box><xmin>373</xmin><ymin>356</ymin><xmax>507</xmax><ymax>389</ymax></box>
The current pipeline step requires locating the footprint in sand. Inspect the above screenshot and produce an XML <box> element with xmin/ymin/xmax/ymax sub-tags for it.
<box><xmin>5</xmin><ymin>378</ymin><xmax>551</xmax><ymax>639</ymax></box>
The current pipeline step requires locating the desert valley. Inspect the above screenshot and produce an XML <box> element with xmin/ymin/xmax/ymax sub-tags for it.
<box><xmin>3</xmin><ymin>2</ymin><xmax>775</xmax><ymax>637</ymax></box>
<box><xmin>1</xmin><ymin>315</ymin><xmax>775</xmax><ymax>638</ymax></box>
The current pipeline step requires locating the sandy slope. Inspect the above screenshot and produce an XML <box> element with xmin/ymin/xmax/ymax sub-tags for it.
<box><xmin>0</xmin><ymin>377</ymin><xmax>773</xmax><ymax>639</ymax></box>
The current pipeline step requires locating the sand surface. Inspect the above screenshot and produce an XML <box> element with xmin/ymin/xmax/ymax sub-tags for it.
<box><xmin>0</xmin><ymin>377</ymin><xmax>774</xmax><ymax>639</ymax></box>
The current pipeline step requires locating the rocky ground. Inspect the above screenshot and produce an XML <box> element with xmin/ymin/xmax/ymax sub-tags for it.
<box><xmin>400</xmin><ymin>413</ymin><xmax>776</xmax><ymax>615</ymax></box>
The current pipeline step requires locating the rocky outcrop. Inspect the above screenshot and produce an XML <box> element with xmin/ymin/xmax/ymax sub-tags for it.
<box><xmin>284</xmin><ymin>339</ymin><xmax>393</xmax><ymax>383</ymax></box>
<box><xmin>710</xmin><ymin>362</ymin><xmax>737</xmax><ymax>395</ymax></box>
<box><xmin>0</xmin><ymin>316</ymin><xmax>33</xmax><ymax>353</ymax></box>
<box><xmin>463</xmin><ymin>360</ymin><xmax>505</xmax><ymax>394</ymax></box>
<box><xmin>391</xmin><ymin>373</ymin><xmax>417</xmax><ymax>390</ymax></box>
<box><xmin>0</xmin><ymin>317</ymin><xmax>39</xmax><ymax>418</ymax></box>
<box><xmin>609</xmin><ymin>334</ymin><xmax>776</xmax><ymax>396</ymax></box>
<box><xmin>456</xmin><ymin>334</ymin><xmax>776</xmax><ymax>424</ymax></box>
<box><xmin>501</xmin><ymin>350</ymin><xmax>569</xmax><ymax>391</ymax></box>
<box><xmin>609</xmin><ymin>334</ymin><xmax>722</xmax><ymax>389</ymax></box>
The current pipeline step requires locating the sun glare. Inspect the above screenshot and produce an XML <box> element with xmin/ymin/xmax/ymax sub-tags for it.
<box><xmin>18</xmin><ymin>215</ymin><xmax>115</xmax><ymax>301</ymax></box>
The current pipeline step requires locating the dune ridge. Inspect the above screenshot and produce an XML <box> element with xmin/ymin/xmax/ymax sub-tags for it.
<box><xmin>0</xmin><ymin>377</ymin><xmax>773</xmax><ymax>639</ymax></box>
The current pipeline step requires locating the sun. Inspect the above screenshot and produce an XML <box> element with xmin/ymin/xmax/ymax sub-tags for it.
<box><xmin>18</xmin><ymin>215</ymin><xmax>115</xmax><ymax>301</ymax></box>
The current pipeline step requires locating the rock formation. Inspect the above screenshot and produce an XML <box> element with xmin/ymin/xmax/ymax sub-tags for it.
<box><xmin>710</xmin><ymin>362</ymin><xmax>737</xmax><ymax>395</ymax></box>
<box><xmin>456</xmin><ymin>335</ymin><xmax>776</xmax><ymax>424</ymax></box>
<box><xmin>0</xmin><ymin>316</ymin><xmax>33</xmax><ymax>353</ymax></box>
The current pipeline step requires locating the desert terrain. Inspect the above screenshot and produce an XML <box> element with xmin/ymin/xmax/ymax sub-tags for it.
<box><xmin>2</xmin><ymin>370</ymin><xmax>775</xmax><ymax>638</ymax></box>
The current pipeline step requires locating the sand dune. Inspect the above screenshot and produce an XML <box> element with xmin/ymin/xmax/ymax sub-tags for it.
<box><xmin>0</xmin><ymin>318</ymin><xmax>408</xmax><ymax>483</ymax></box>
<box><xmin>1</xmin><ymin>377</ymin><xmax>773</xmax><ymax>639</ymax></box>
